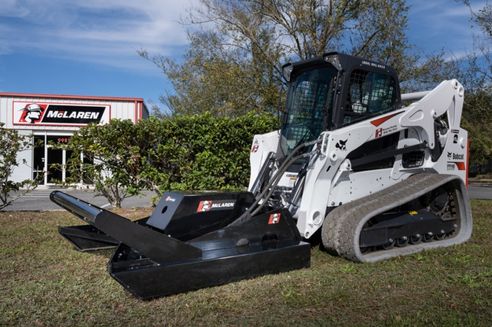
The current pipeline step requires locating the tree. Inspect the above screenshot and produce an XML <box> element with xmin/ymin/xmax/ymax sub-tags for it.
<box><xmin>463</xmin><ymin>0</ymin><xmax>491</xmax><ymax>37</ymax></box>
<box><xmin>142</xmin><ymin>0</ymin><xmax>490</xmax><ymax>169</ymax></box>
<box><xmin>0</xmin><ymin>124</ymin><xmax>38</xmax><ymax>210</ymax></box>
<box><xmin>460</xmin><ymin>0</ymin><xmax>492</xmax><ymax>167</ymax></box>
<box><xmin>142</xmin><ymin>0</ymin><xmax>411</xmax><ymax>116</ymax></box>
<box><xmin>141</xmin><ymin>31</ymin><xmax>281</xmax><ymax>116</ymax></box>
<box><xmin>67</xmin><ymin>120</ymin><xmax>147</xmax><ymax>208</ymax></box>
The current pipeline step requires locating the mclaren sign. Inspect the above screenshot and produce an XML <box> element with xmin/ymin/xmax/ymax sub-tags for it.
<box><xmin>15</xmin><ymin>102</ymin><xmax>109</xmax><ymax>125</ymax></box>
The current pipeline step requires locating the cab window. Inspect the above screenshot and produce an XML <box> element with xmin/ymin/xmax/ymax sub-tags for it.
<box><xmin>343</xmin><ymin>69</ymin><xmax>397</xmax><ymax>125</ymax></box>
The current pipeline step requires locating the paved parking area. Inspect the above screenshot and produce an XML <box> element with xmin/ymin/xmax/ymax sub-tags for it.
<box><xmin>4</xmin><ymin>189</ymin><xmax>155</xmax><ymax>211</ymax></box>
<box><xmin>468</xmin><ymin>185</ymin><xmax>492</xmax><ymax>200</ymax></box>
<box><xmin>2</xmin><ymin>185</ymin><xmax>490</xmax><ymax>212</ymax></box>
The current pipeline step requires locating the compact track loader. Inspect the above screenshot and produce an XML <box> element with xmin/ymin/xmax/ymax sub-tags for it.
<box><xmin>53</xmin><ymin>52</ymin><xmax>472</xmax><ymax>299</ymax></box>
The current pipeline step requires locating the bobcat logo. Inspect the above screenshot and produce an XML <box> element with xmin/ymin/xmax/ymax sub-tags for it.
<box><xmin>19</xmin><ymin>104</ymin><xmax>45</xmax><ymax>124</ymax></box>
<box><xmin>335</xmin><ymin>139</ymin><xmax>347</xmax><ymax>151</ymax></box>
<box><xmin>447</xmin><ymin>152</ymin><xmax>452</xmax><ymax>159</ymax></box>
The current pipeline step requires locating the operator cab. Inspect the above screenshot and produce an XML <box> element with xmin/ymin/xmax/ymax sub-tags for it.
<box><xmin>279</xmin><ymin>52</ymin><xmax>402</xmax><ymax>157</ymax></box>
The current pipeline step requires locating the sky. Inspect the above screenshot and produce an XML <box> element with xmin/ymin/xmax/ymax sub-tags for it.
<box><xmin>0</xmin><ymin>0</ymin><xmax>488</xmax><ymax>113</ymax></box>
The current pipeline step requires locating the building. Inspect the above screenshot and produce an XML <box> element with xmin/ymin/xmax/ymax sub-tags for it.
<box><xmin>0</xmin><ymin>92</ymin><xmax>148</xmax><ymax>187</ymax></box>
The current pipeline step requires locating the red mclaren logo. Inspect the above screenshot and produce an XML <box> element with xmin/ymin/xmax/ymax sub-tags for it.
<box><xmin>268</xmin><ymin>213</ymin><xmax>281</xmax><ymax>224</ymax></box>
<box><xmin>19</xmin><ymin>103</ymin><xmax>47</xmax><ymax>124</ymax></box>
<box><xmin>251</xmin><ymin>140</ymin><xmax>259</xmax><ymax>153</ymax></box>
<box><xmin>197</xmin><ymin>200</ymin><xmax>213</xmax><ymax>212</ymax></box>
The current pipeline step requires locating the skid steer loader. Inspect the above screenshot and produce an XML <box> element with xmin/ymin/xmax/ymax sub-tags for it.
<box><xmin>52</xmin><ymin>52</ymin><xmax>472</xmax><ymax>299</ymax></box>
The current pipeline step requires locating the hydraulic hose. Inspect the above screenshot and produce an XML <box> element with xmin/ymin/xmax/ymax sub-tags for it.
<box><xmin>229</xmin><ymin>138</ymin><xmax>320</xmax><ymax>226</ymax></box>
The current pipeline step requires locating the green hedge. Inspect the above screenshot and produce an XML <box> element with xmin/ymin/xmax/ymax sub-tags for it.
<box><xmin>68</xmin><ymin>112</ymin><xmax>278</xmax><ymax>204</ymax></box>
<box><xmin>137</xmin><ymin>112</ymin><xmax>278</xmax><ymax>192</ymax></box>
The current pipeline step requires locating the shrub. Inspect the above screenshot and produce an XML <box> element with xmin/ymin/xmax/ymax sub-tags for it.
<box><xmin>67</xmin><ymin>112</ymin><xmax>278</xmax><ymax>206</ymax></box>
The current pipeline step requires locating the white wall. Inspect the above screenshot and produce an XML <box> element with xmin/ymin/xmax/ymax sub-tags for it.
<box><xmin>10</xmin><ymin>130</ymin><xmax>33</xmax><ymax>183</ymax></box>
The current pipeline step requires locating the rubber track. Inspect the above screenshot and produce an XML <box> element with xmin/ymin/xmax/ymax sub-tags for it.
<box><xmin>321</xmin><ymin>173</ymin><xmax>473</xmax><ymax>262</ymax></box>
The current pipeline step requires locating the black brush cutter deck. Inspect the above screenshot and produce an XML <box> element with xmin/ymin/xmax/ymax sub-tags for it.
<box><xmin>53</xmin><ymin>191</ymin><xmax>310</xmax><ymax>299</ymax></box>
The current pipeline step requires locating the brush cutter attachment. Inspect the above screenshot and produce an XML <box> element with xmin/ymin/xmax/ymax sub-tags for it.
<box><xmin>52</xmin><ymin>191</ymin><xmax>310</xmax><ymax>299</ymax></box>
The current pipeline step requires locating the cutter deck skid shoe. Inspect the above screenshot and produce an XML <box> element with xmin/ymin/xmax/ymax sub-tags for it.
<box><xmin>54</xmin><ymin>52</ymin><xmax>472</xmax><ymax>299</ymax></box>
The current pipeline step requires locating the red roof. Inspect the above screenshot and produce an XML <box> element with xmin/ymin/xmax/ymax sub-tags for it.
<box><xmin>0</xmin><ymin>92</ymin><xmax>144</xmax><ymax>102</ymax></box>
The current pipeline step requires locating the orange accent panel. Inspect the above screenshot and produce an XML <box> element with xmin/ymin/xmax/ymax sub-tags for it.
<box><xmin>455</xmin><ymin>162</ymin><xmax>466</xmax><ymax>171</ymax></box>
<box><xmin>370</xmin><ymin>111</ymin><xmax>404</xmax><ymax>127</ymax></box>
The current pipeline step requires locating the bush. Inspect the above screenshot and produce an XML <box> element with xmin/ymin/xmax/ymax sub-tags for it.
<box><xmin>68</xmin><ymin>112</ymin><xmax>278</xmax><ymax>206</ymax></box>
<box><xmin>0</xmin><ymin>124</ymin><xmax>38</xmax><ymax>209</ymax></box>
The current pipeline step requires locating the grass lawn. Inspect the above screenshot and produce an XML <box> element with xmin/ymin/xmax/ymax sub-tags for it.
<box><xmin>1</xmin><ymin>201</ymin><xmax>491</xmax><ymax>326</ymax></box>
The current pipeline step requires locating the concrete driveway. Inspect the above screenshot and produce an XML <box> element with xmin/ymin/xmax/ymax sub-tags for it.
<box><xmin>468</xmin><ymin>184</ymin><xmax>492</xmax><ymax>201</ymax></box>
<box><xmin>3</xmin><ymin>189</ymin><xmax>155</xmax><ymax>211</ymax></box>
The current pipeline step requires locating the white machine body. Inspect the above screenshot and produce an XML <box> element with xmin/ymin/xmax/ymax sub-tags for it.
<box><xmin>249</xmin><ymin>80</ymin><xmax>469</xmax><ymax>238</ymax></box>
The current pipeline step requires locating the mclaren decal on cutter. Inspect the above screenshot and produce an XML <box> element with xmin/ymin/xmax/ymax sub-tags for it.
<box><xmin>268</xmin><ymin>213</ymin><xmax>281</xmax><ymax>224</ymax></box>
<box><xmin>196</xmin><ymin>200</ymin><xmax>235</xmax><ymax>212</ymax></box>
